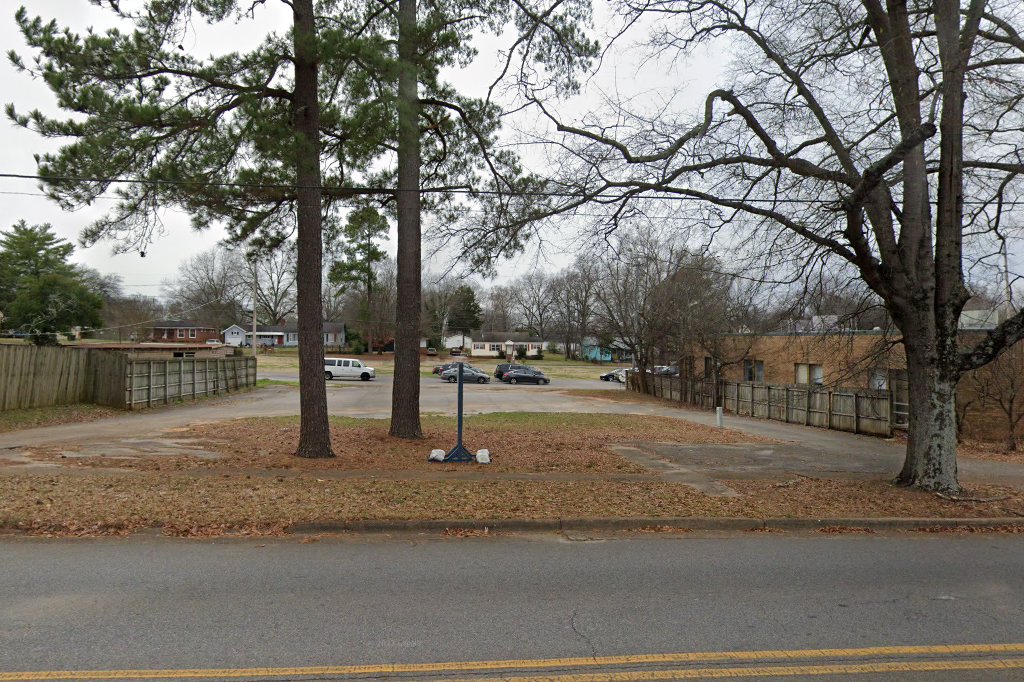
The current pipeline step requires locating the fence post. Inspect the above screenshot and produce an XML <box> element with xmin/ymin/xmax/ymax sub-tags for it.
<box><xmin>164</xmin><ymin>360</ymin><xmax>170</xmax><ymax>405</ymax></box>
<box><xmin>854</xmin><ymin>393</ymin><xmax>860</xmax><ymax>434</ymax></box>
<box><xmin>147</xmin><ymin>361</ymin><xmax>153</xmax><ymax>407</ymax></box>
<box><xmin>887</xmin><ymin>389</ymin><xmax>894</xmax><ymax>437</ymax></box>
<box><xmin>826</xmin><ymin>391</ymin><xmax>833</xmax><ymax>429</ymax></box>
<box><xmin>179</xmin><ymin>360</ymin><xmax>184</xmax><ymax>401</ymax></box>
<box><xmin>192</xmin><ymin>360</ymin><xmax>198</xmax><ymax>400</ymax></box>
<box><xmin>805</xmin><ymin>388</ymin><xmax>811</xmax><ymax>426</ymax></box>
<box><xmin>784</xmin><ymin>387</ymin><xmax>789</xmax><ymax>423</ymax></box>
<box><xmin>126</xmin><ymin>360</ymin><xmax>134</xmax><ymax>411</ymax></box>
<box><xmin>766</xmin><ymin>387</ymin><xmax>772</xmax><ymax>421</ymax></box>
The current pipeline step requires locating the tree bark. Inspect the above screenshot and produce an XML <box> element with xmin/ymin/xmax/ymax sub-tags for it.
<box><xmin>895</xmin><ymin>330</ymin><xmax>959</xmax><ymax>492</ymax></box>
<box><xmin>292</xmin><ymin>0</ymin><xmax>333</xmax><ymax>458</ymax></box>
<box><xmin>390</xmin><ymin>0</ymin><xmax>423</xmax><ymax>438</ymax></box>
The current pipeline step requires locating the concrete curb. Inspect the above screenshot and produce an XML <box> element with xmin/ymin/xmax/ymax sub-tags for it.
<box><xmin>288</xmin><ymin>517</ymin><xmax>1024</xmax><ymax>534</ymax></box>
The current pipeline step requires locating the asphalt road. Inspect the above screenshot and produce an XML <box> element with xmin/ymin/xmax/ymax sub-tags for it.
<box><xmin>2</xmin><ymin>534</ymin><xmax>1023</xmax><ymax>680</ymax></box>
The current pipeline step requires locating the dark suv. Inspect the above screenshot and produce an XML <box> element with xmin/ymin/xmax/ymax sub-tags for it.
<box><xmin>494</xmin><ymin>362</ymin><xmax>528</xmax><ymax>379</ymax></box>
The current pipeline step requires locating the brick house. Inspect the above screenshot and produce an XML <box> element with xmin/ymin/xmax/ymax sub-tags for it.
<box><xmin>676</xmin><ymin>329</ymin><xmax>1023</xmax><ymax>444</ymax></box>
<box><xmin>148</xmin><ymin>320</ymin><xmax>220</xmax><ymax>343</ymax></box>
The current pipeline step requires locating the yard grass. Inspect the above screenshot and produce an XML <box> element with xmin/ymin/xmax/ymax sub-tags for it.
<box><xmin>0</xmin><ymin>404</ymin><xmax>122</xmax><ymax>434</ymax></box>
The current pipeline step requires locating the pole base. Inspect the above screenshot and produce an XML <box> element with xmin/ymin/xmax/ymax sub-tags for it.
<box><xmin>443</xmin><ymin>444</ymin><xmax>475</xmax><ymax>463</ymax></box>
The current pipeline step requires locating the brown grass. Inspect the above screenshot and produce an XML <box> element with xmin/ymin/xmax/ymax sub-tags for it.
<box><xmin>0</xmin><ymin>404</ymin><xmax>122</xmax><ymax>434</ymax></box>
<box><xmin>39</xmin><ymin>413</ymin><xmax>770</xmax><ymax>475</ymax></box>
<box><xmin>2</xmin><ymin>474</ymin><xmax>1021</xmax><ymax>537</ymax></box>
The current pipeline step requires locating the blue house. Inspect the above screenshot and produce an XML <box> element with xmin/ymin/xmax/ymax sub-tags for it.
<box><xmin>581</xmin><ymin>337</ymin><xmax>633</xmax><ymax>363</ymax></box>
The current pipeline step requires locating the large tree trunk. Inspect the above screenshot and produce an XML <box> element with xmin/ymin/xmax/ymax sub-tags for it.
<box><xmin>390</xmin><ymin>0</ymin><xmax>423</xmax><ymax>438</ymax></box>
<box><xmin>292</xmin><ymin>0</ymin><xmax>333</xmax><ymax>458</ymax></box>
<box><xmin>895</xmin><ymin>331</ymin><xmax>959</xmax><ymax>493</ymax></box>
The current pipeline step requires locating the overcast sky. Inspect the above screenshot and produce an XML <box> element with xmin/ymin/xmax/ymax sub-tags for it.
<box><xmin>0</xmin><ymin>2</ymin><xmax>723</xmax><ymax>297</ymax></box>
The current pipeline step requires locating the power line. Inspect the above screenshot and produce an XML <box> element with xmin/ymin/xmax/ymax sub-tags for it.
<box><xmin>3</xmin><ymin>171</ymin><xmax>1024</xmax><ymax>206</ymax></box>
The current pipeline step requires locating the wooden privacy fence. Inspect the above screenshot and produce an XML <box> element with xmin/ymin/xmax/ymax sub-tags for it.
<box><xmin>632</xmin><ymin>374</ymin><xmax>894</xmax><ymax>437</ymax></box>
<box><xmin>0</xmin><ymin>345</ymin><xmax>256</xmax><ymax>411</ymax></box>
<box><xmin>125</xmin><ymin>356</ymin><xmax>257</xmax><ymax>410</ymax></box>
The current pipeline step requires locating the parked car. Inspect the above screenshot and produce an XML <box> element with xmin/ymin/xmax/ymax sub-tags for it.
<box><xmin>449</xmin><ymin>348</ymin><xmax>464</xmax><ymax>357</ymax></box>
<box><xmin>434</xmin><ymin>361</ymin><xmax>479</xmax><ymax>375</ymax></box>
<box><xmin>502</xmin><ymin>367</ymin><xmax>550</xmax><ymax>385</ymax></box>
<box><xmin>494</xmin><ymin>362</ymin><xmax>528</xmax><ymax>379</ymax></box>
<box><xmin>440</xmin><ymin>366</ymin><xmax>490</xmax><ymax>384</ymax></box>
<box><xmin>600</xmin><ymin>368</ymin><xmax>628</xmax><ymax>383</ymax></box>
<box><xmin>653</xmin><ymin>365</ymin><xmax>679</xmax><ymax>376</ymax></box>
<box><xmin>323</xmin><ymin>357</ymin><xmax>375</xmax><ymax>381</ymax></box>
<box><xmin>426</xmin><ymin>347</ymin><xmax>438</xmax><ymax>356</ymax></box>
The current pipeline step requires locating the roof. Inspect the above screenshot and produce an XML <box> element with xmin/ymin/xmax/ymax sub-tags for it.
<box><xmin>150</xmin><ymin>320</ymin><xmax>216</xmax><ymax>329</ymax></box>
<box><xmin>473</xmin><ymin>330</ymin><xmax>543</xmax><ymax>343</ymax></box>
<box><xmin>236</xmin><ymin>321</ymin><xmax>346</xmax><ymax>334</ymax></box>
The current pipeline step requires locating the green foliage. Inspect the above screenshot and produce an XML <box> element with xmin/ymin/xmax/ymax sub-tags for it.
<box><xmin>0</xmin><ymin>221</ymin><xmax>103</xmax><ymax>343</ymax></box>
<box><xmin>9</xmin><ymin>1</ymin><xmax>598</xmax><ymax>259</ymax></box>
<box><xmin>447</xmin><ymin>284</ymin><xmax>483</xmax><ymax>335</ymax></box>
<box><xmin>515</xmin><ymin>343</ymin><xmax>528</xmax><ymax>359</ymax></box>
<box><xmin>329</xmin><ymin>207</ymin><xmax>389</xmax><ymax>292</ymax></box>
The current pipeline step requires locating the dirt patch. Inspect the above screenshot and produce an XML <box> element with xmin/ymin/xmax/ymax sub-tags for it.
<box><xmin>32</xmin><ymin>413</ymin><xmax>769</xmax><ymax>475</ymax></box>
<box><xmin>2</xmin><ymin>475</ymin><xmax>1021</xmax><ymax>537</ymax></box>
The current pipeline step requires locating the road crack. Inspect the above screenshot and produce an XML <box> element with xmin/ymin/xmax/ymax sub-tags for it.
<box><xmin>570</xmin><ymin>608</ymin><xmax>598</xmax><ymax>659</ymax></box>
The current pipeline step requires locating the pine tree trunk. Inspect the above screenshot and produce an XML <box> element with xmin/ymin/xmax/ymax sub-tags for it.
<box><xmin>292</xmin><ymin>0</ymin><xmax>333</xmax><ymax>458</ymax></box>
<box><xmin>895</xmin><ymin>334</ymin><xmax>959</xmax><ymax>493</ymax></box>
<box><xmin>390</xmin><ymin>0</ymin><xmax>423</xmax><ymax>439</ymax></box>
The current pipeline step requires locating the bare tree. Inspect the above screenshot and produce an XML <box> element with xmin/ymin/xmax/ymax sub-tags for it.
<box><xmin>962</xmin><ymin>342</ymin><xmax>1024</xmax><ymax>450</ymax></box>
<box><xmin>163</xmin><ymin>248</ymin><xmax>246</xmax><ymax>330</ymax></box>
<box><xmin>423</xmin><ymin>275</ymin><xmax>460</xmax><ymax>343</ymax></box>
<box><xmin>550</xmin><ymin>256</ymin><xmax>599</xmax><ymax>358</ymax></box>
<box><xmin>520</xmin><ymin>0</ymin><xmax>1024</xmax><ymax>493</ymax></box>
<box><xmin>511</xmin><ymin>271</ymin><xmax>557</xmax><ymax>341</ymax></box>
<box><xmin>593</xmin><ymin>232</ymin><xmax>687</xmax><ymax>391</ymax></box>
<box><xmin>481</xmin><ymin>284</ymin><xmax>520</xmax><ymax>332</ymax></box>
<box><xmin>235</xmin><ymin>246</ymin><xmax>298</xmax><ymax>325</ymax></box>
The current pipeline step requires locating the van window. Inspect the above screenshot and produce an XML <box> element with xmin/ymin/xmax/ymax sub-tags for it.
<box><xmin>324</xmin><ymin>359</ymin><xmax>336</xmax><ymax>367</ymax></box>
<box><xmin>352</xmin><ymin>360</ymin><xmax>362</xmax><ymax>368</ymax></box>
<box><xmin>342</xmin><ymin>360</ymin><xmax>351</xmax><ymax>368</ymax></box>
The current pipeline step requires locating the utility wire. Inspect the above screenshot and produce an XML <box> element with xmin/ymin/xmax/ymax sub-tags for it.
<box><xmin>4</xmin><ymin>171</ymin><xmax>1023</xmax><ymax>206</ymax></box>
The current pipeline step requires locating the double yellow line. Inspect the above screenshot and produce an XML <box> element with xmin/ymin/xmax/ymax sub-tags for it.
<box><xmin>4</xmin><ymin>643</ymin><xmax>1024</xmax><ymax>681</ymax></box>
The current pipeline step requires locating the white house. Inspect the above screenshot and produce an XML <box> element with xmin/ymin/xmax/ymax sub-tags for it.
<box><xmin>222</xmin><ymin>324</ymin><xmax>247</xmax><ymax>346</ymax></box>
<box><xmin>443</xmin><ymin>333</ymin><xmax>471</xmax><ymax>350</ymax></box>
<box><xmin>468</xmin><ymin>331</ymin><xmax>546</xmax><ymax>358</ymax></box>
<box><xmin>227</xmin><ymin>321</ymin><xmax>346</xmax><ymax>347</ymax></box>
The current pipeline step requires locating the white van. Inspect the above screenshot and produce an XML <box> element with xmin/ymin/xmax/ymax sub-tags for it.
<box><xmin>323</xmin><ymin>358</ymin><xmax>376</xmax><ymax>381</ymax></box>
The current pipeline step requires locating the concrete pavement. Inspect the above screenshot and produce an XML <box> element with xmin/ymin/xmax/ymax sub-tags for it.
<box><xmin>3</xmin><ymin>377</ymin><xmax>1024</xmax><ymax>488</ymax></box>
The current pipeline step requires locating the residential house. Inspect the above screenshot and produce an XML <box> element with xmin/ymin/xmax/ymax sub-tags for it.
<box><xmin>148</xmin><ymin>320</ymin><xmax>219</xmax><ymax>343</ymax></box>
<box><xmin>468</xmin><ymin>331</ymin><xmax>546</xmax><ymax>358</ymax></box>
<box><xmin>222</xmin><ymin>324</ymin><xmax>247</xmax><ymax>346</ymax></box>
<box><xmin>581</xmin><ymin>337</ymin><xmax>634</xmax><ymax>363</ymax></box>
<box><xmin>226</xmin><ymin>321</ymin><xmax>346</xmax><ymax>347</ymax></box>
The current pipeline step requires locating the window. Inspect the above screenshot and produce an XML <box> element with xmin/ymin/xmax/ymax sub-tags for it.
<box><xmin>189</xmin><ymin>329</ymin><xmax>197</xmax><ymax>338</ymax></box>
<box><xmin>341</xmin><ymin>360</ymin><xmax>351</xmax><ymax>368</ymax></box>
<box><xmin>473</xmin><ymin>343</ymin><xmax>485</xmax><ymax>350</ymax></box>
<box><xmin>869</xmin><ymin>368</ymin><xmax>888</xmax><ymax>390</ymax></box>
<box><xmin>743</xmin><ymin>359</ymin><xmax>765</xmax><ymax>383</ymax></box>
<box><xmin>325</xmin><ymin>359</ymin><xmax>336</xmax><ymax>367</ymax></box>
<box><xmin>352</xmin><ymin>360</ymin><xmax>362</xmax><ymax>368</ymax></box>
<box><xmin>177</xmin><ymin>329</ymin><xmax>185</xmax><ymax>339</ymax></box>
<box><xmin>795</xmin><ymin>363</ymin><xmax>823</xmax><ymax>385</ymax></box>
<box><xmin>490</xmin><ymin>343</ymin><xmax>502</xmax><ymax>352</ymax></box>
